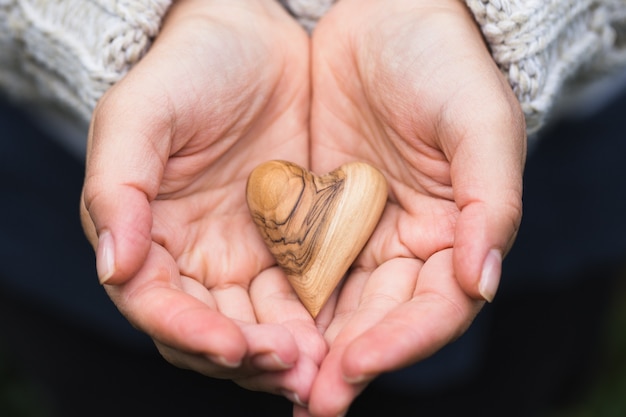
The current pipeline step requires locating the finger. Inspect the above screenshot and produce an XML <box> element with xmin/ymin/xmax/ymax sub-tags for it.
<box><xmin>235</xmin><ymin>354</ymin><xmax>319</xmax><ymax>407</ymax></box>
<box><xmin>250</xmin><ymin>267</ymin><xmax>330</xmax><ymax>404</ymax></box>
<box><xmin>341</xmin><ymin>249</ymin><xmax>482</xmax><ymax>384</ymax></box>
<box><xmin>251</xmin><ymin>267</ymin><xmax>328</xmax><ymax>363</ymax></box>
<box><xmin>308</xmin><ymin>348</ymin><xmax>366</xmax><ymax>417</ymax></box>
<box><xmin>154</xmin><ymin>274</ymin><xmax>303</xmax><ymax>381</ymax></box>
<box><xmin>241</xmin><ymin>323</ymin><xmax>299</xmax><ymax>371</ymax></box>
<box><xmin>106</xmin><ymin>243</ymin><xmax>248</xmax><ymax>366</ymax></box>
<box><xmin>154</xmin><ymin>322</ymin><xmax>300</xmax><ymax>382</ymax></box>
<box><xmin>82</xmin><ymin>84</ymin><xmax>172</xmax><ymax>285</ymax></box>
<box><xmin>180</xmin><ymin>275</ymin><xmax>300</xmax><ymax>372</ymax></box>
<box><xmin>211</xmin><ymin>284</ymin><xmax>259</xmax><ymax>323</ymax></box>
<box><xmin>308</xmin><ymin>258</ymin><xmax>421</xmax><ymax>417</ymax></box>
<box><xmin>154</xmin><ymin>342</ymin><xmax>246</xmax><ymax>379</ymax></box>
<box><xmin>293</xmin><ymin>404</ymin><xmax>312</xmax><ymax>417</ymax></box>
<box><xmin>443</xmin><ymin>74</ymin><xmax>526</xmax><ymax>302</ymax></box>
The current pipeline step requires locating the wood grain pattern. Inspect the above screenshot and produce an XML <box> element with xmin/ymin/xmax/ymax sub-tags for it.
<box><xmin>246</xmin><ymin>160</ymin><xmax>388</xmax><ymax>317</ymax></box>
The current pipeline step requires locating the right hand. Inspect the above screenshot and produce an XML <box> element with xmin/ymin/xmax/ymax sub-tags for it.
<box><xmin>303</xmin><ymin>0</ymin><xmax>526</xmax><ymax>415</ymax></box>
<box><xmin>80</xmin><ymin>0</ymin><xmax>325</xmax><ymax>405</ymax></box>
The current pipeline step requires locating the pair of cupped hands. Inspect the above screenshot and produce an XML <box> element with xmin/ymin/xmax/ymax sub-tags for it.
<box><xmin>80</xmin><ymin>0</ymin><xmax>526</xmax><ymax>416</ymax></box>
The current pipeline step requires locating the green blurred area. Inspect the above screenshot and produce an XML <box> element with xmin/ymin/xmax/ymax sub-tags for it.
<box><xmin>546</xmin><ymin>277</ymin><xmax>626</xmax><ymax>417</ymax></box>
<box><xmin>0</xmin><ymin>349</ymin><xmax>51</xmax><ymax>417</ymax></box>
<box><xmin>1</xmin><ymin>279</ymin><xmax>625</xmax><ymax>417</ymax></box>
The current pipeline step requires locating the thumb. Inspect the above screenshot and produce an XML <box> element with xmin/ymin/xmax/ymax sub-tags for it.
<box><xmin>81</xmin><ymin>88</ymin><xmax>171</xmax><ymax>285</ymax></box>
<box><xmin>447</xmin><ymin>99</ymin><xmax>526</xmax><ymax>302</ymax></box>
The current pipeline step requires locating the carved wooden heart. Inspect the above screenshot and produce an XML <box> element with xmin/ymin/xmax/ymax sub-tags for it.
<box><xmin>246</xmin><ymin>161</ymin><xmax>387</xmax><ymax>317</ymax></box>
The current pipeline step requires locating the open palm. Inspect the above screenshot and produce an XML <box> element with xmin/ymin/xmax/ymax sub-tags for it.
<box><xmin>304</xmin><ymin>0</ymin><xmax>526</xmax><ymax>415</ymax></box>
<box><xmin>81</xmin><ymin>0</ymin><xmax>324</xmax><ymax>402</ymax></box>
<box><xmin>80</xmin><ymin>0</ymin><xmax>527</xmax><ymax>413</ymax></box>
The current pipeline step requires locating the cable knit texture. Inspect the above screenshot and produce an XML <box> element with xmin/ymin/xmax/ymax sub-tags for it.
<box><xmin>465</xmin><ymin>0</ymin><xmax>626</xmax><ymax>131</ymax></box>
<box><xmin>0</xmin><ymin>0</ymin><xmax>170</xmax><ymax>122</ymax></box>
<box><xmin>1</xmin><ymin>0</ymin><xmax>626</xmax><ymax>133</ymax></box>
<box><xmin>279</xmin><ymin>0</ymin><xmax>334</xmax><ymax>32</ymax></box>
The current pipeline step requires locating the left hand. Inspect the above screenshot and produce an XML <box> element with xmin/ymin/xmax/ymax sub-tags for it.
<box><xmin>301</xmin><ymin>0</ymin><xmax>526</xmax><ymax>415</ymax></box>
<box><xmin>80</xmin><ymin>0</ymin><xmax>325</xmax><ymax>404</ymax></box>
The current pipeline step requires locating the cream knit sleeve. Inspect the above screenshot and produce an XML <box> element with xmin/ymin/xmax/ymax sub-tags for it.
<box><xmin>465</xmin><ymin>0</ymin><xmax>626</xmax><ymax>132</ymax></box>
<box><xmin>0</xmin><ymin>0</ymin><xmax>171</xmax><ymax>123</ymax></box>
<box><xmin>283</xmin><ymin>0</ymin><xmax>626</xmax><ymax>133</ymax></box>
<box><xmin>2</xmin><ymin>0</ymin><xmax>625</xmax><ymax>132</ymax></box>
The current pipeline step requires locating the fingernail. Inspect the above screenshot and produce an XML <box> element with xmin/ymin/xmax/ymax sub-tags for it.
<box><xmin>343</xmin><ymin>373</ymin><xmax>368</xmax><ymax>384</ymax></box>
<box><xmin>251</xmin><ymin>353</ymin><xmax>294</xmax><ymax>370</ymax></box>
<box><xmin>479</xmin><ymin>249</ymin><xmax>502</xmax><ymax>302</ymax></box>
<box><xmin>96</xmin><ymin>230</ymin><xmax>115</xmax><ymax>284</ymax></box>
<box><xmin>280</xmin><ymin>390</ymin><xmax>307</xmax><ymax>407</ymax></box>
<box><xmin>208</xmin><ymin>355</ymin><xmax>242</xmax><ymax>368</ymax></box>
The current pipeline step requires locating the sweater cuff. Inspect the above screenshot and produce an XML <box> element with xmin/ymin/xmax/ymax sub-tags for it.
<box><xmin>0</xmin><ymin>0</ymin><xmax>172</xmax><ymax>124</ymax></box>
<box><xmin>465</xmin><ymin>0</ymin><xmax>626</xmax><ymax>133</ymax></box>
<box><xmin>278</xmin><ymin>0</ymin><xmax>334</xmax><ymax>32</ymax></box>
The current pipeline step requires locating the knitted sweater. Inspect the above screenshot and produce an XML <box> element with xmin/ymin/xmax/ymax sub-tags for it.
<box><xmin>1</xmin><ymin>0</ymin><xmax>625</xmax><ymax>134</ymax></box>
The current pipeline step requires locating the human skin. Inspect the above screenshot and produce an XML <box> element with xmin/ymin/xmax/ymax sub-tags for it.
<box><xmin>81</xmin><ymin>0</ymin><xmax>526</xmax><ymax>415</ymax></box>
<box><xmin>81</xmin><ymin>0</ymin><xmax>325</xmax><ymax>404</ymax></box>
<box><xmin>300</xmin><ymin>0</ymin><xmax>526</xmax><ymax>415</ymax></box>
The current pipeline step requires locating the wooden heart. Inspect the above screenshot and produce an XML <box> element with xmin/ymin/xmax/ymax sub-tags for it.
<box><xmin>246</xmin><ymin>160</ymin><xmax>387</xmax><ymax>317</ymax></box>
